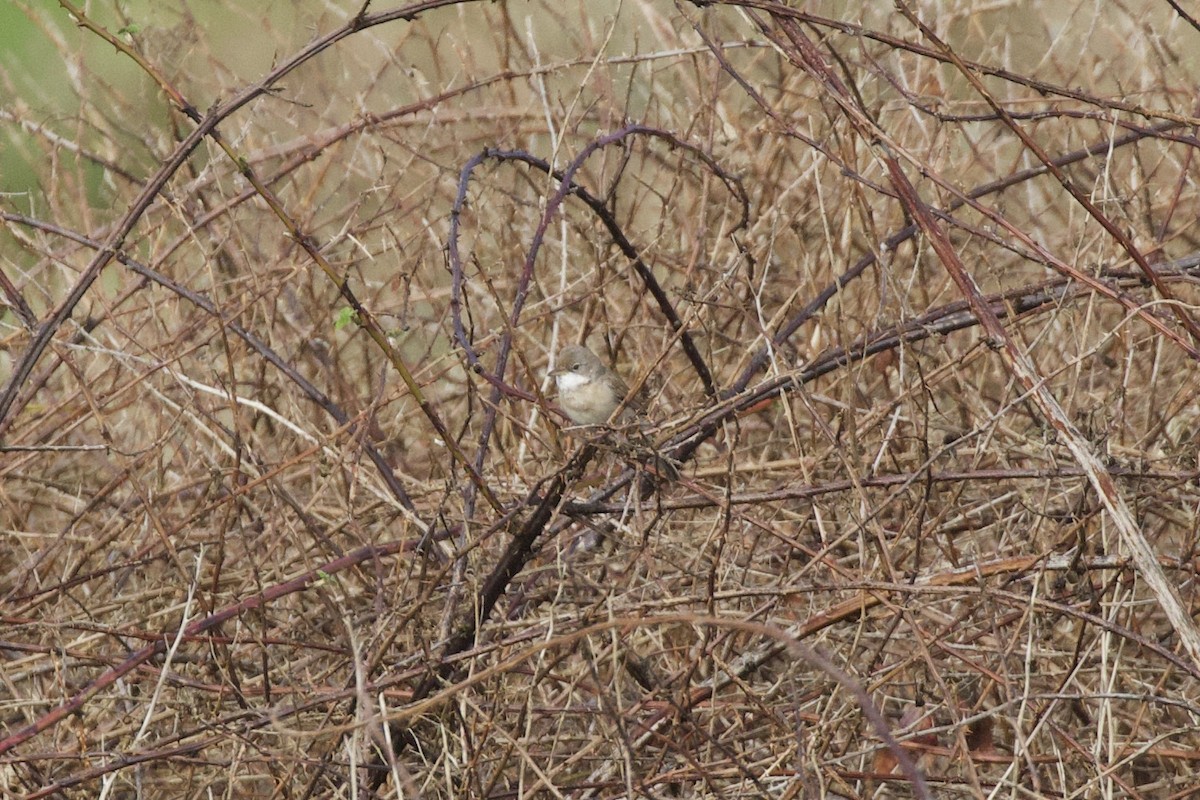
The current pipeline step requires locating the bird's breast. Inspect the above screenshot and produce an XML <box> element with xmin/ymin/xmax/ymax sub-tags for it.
<box><xmin>556</xmin><ymin>375</ymin><xmax>620</xmax><ymax>424</ymax></box>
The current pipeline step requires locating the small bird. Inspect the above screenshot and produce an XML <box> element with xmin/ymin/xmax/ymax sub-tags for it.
<box><xmin>551</xmin><ymin>344</ymin><xmax>642</xmax><ymax>425</ymax></box>
<box><xmin>551</xmin><ymin>344</ymin><xmax>678</xmax><ymax>486</ymax></box>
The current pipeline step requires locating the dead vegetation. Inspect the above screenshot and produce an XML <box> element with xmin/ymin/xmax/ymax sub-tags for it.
<box><xmin>4</xmin><ymin>1</ymin><xmax>1200</xmax><ymax>797</ymax></box>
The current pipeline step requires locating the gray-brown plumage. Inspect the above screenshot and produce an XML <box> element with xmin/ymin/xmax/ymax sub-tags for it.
<box><xmin>551</xmin><ymin>344</ymin><xmax>677</xmax><ymax>486</ymax></box>
<box><xmin>551</xmin><ymin>345</ymin><xmax>644</xmax><ymax>425</ymax></box>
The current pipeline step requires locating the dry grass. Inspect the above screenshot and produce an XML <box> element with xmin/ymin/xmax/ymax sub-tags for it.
<box><xmin>4</xmin><ymin>1</ymin><xmax>1200</xmax><ymax>797</ymax></box>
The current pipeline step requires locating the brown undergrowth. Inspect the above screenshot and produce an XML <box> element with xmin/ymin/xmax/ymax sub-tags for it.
<box><xmin>3</xmin><ymin>1</ymin><xmax>1200</xmax><ymax>797</ymax></box>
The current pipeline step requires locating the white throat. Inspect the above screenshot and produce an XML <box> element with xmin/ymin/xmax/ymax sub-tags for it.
<box><xmin>555</xmin><ymin>371</ymin><xmax>591</xmax><ymax>391</ymax></box>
